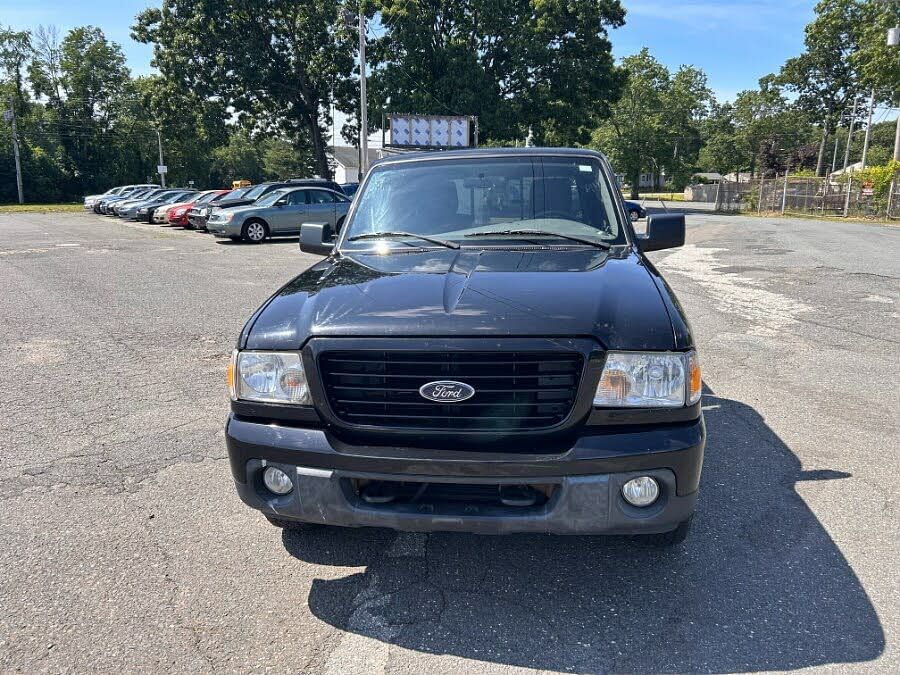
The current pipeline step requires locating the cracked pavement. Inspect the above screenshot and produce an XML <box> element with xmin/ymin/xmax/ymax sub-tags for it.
<box><xmin>0</xmin><ymin>211</ymin><xmax>897</xmax><ymax>673</ymax></box>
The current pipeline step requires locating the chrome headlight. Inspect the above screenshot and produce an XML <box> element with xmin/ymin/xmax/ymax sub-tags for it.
<box><xmin>228</xmin><ymin>351</ymin><xmax>310</xmax><ymax>405</ymax></box>
<box><xmin>594</xmin><ymin>350</ymin><xmax>701</xmax><ymax>408</ymax></box>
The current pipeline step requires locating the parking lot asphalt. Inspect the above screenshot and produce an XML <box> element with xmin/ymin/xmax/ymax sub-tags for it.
<box><xmin>0</xmin><ymin>211</ymin><xmax>897</xmax><ymax>673</ymax></box>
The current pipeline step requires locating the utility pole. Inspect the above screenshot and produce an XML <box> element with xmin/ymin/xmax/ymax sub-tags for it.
<box><xmin>889</xmin><ymin>26</ymin><xmax>900</xmax><ymax>161</ymax></box>
<box><xmin>6</xmin><ymin>99</ymin><xmax>24</xmax><ymax>204</ymax></box>
<box><xmin>155</xmin><ymin>130</ymin><xmax>167</xmax><ymax>188</ymax></box>
<box><xmin>842</xmin><ymin>97</ymin><xmax>859</xmax><ymax>171</ymax></box>
<box><xmin>894</xmin><ymin>107</ymin><xmax>900</xmax><ymax>162</ymax></box>
<box><xmin>860</xmin><ymin>89</ymin><xmax>876</xmax><ymax>168</ymax></box>
<box><xmin>831</xmin><ymin>110</ymin><xmax>844</xmax><ymax>174</ymax></box>
<box><xmin>358</xmin><ymin>8</ymin><xmax>368</xmax><ymax>182</ymax></box>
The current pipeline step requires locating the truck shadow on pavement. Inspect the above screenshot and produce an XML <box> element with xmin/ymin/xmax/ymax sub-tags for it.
<box><xmin>282</xmin><ymin>391</ymin><xmax>884</xmax><ymax>672</ymax></box>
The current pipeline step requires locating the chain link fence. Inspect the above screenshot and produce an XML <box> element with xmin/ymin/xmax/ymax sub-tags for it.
<box><xmin>702</xmin><ymin>172</ymin><xmax>900</xmax><ymax>220</ymax></box>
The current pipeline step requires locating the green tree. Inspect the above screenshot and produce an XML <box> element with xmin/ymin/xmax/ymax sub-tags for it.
<box><xmin>590</xmin><ymin>49</ymin><xmax>709</xmax><ymax>197</ymax></box>
<box><xmin>211</xmin><ymin>130</ymin><xmax>265</xmax><ymax>185</ymax></box>
<box><xmin>28</xmin><ymin>25</ymin><xmax>140</xmax><ymax>192</ymax></box>
<box><xmin>698</xmin><ymin>103</ymin><xmax>745</xmax><ymax>177</ymax></box>
<box><xmin>261</xmin><ymin>137</ymin><xmax>315</xmax><ymax>181</ymax></box>
<box><xmin>370</xmin><ymin>0</ymin><xmax>625</xmax><ymax>146</ymax></box>
<box><xmin>778</xmin><ymin>0</ymin><xmax>871</xmax><ymax>175</ymax></box>
<box><xmin>0</xmin><ymin>25</ymin><xmax>32</xmax><ymax>105</ymax></box>
<box><xmin>133</xmin><ymin>0</ymin><xmax>355</xmax><ymax>179</ymax></box>
<box><xmin>658</xmin><ymin>65</ymin><xmax>712</xmax><ymax>188</ymax></box>
<box><xmin>590</xmin><ymin>49</ymin><xmax>667</xmax><ymax>197</ymax></box>
<box><xmin>133</xmin><ymin>75</ymin><xmax>229</xmax><ymax>187</ymax></box>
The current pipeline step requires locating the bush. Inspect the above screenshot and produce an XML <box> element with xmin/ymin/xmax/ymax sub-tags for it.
<box><xmin>853</xmin><ymin>160</ymin><xmax>900</xmax><ymax>197</ymax></box>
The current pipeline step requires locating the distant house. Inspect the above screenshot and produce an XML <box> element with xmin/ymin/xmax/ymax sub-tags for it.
<box><xmin>616</xmin><ymin>171</ymin><xmax>668</xmax><ymax>190</ymax></box>
<box><xmin>692</xmin><ymin>171</ymin><xmax>724</xmax><ymax>183</ymax></box>
<box><xmin>723</xmin><ymin>172</ymin><xmax>750</xmax><ymax>183</ymax></box>
<box><xmin>329</xmin><ymin>147</ymin><xmax>384</xmax><ymax>184</ymax></box>
<box><xmin>829</xmin><ymin>161</ymin><xmax>864</xmax><ymax>178</ymax></box>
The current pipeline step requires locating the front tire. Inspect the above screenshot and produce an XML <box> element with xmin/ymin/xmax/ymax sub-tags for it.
<box><xmin>242</xmin><ymin>219</ymin><xmax>268</xmax><ymax>243</ymax></box>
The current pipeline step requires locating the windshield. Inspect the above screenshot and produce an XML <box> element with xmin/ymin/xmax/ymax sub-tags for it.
<box><xmin>221</xmin><ymin>188</ymin><xmax>244</xmax><ymax>200</ymax></box>
<box><xmin>254</xmin><ymin>188</ymin><xmax>290</xmax><ymax>207</ymax></box>
<box><xmin>159</xmin><ymin>192</ymin><xmax>187</xmax><ymax>203</ymax></box>
<box><xmin>242</xmin><ymin>184</ymin><xmax>273</xmax><ymax>201</ymax></box>
<box><xmin>194</xmin><ymin>191</ymin><xmax>219</xmax><ymax>204</ymax></box>
<box><xmin>344</xmin><ymin>155</ymin><xmax>625</xmax><ymax>249</ymax></box>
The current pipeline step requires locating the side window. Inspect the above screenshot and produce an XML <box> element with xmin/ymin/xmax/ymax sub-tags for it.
<box><xmin>308</xmin><ymin>190</ymin><xmax>335</xmax><ymax>204</ymax></box>
<box><xmin>287</xmin><ymin>190</ymin><xmax>306</xmax><ymax>205</ymax></box>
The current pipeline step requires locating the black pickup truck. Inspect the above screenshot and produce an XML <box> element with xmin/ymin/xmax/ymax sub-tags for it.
<box><xmin>226</xmin><ymin>148</ymin><xmax>704</xmax><ymax>545</ymax></box>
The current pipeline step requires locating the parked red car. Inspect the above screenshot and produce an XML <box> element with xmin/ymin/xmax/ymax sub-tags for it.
<box><xmin>168</xmin><ymin>189</ymin><xmax>231</xmax><ymax>227</ymax></box>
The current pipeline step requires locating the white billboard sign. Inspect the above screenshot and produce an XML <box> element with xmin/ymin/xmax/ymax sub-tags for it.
<box><xmin>387</xmin><ymin>114</ymin><xmax>474</xmax><ymax>148</ymax></box>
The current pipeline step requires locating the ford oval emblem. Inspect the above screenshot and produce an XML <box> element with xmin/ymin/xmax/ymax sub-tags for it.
<box><xmin>419</xmin><ymin>380</ymin><xmax>475</xmax><ymax>403</ymax></box>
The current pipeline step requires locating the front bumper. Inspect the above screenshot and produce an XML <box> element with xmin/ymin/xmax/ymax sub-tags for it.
<box><xmin>207</xmin><ymin>220</ymin><xmax>240</xmax><ymax>237</ymax></box>
<box><xmin>226</xmin><ymin>415</ymin><xmax>704</xmax><ymax>535</ymax></box>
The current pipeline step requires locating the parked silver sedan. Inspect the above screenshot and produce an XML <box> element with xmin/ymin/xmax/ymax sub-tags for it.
<box><xmin>206</xmin><ymin>186</ymin><xmax>351</xmax><ymax>243</ymax></box>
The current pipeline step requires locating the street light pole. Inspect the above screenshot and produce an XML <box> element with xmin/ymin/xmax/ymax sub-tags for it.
<box><xmin>156</xmin><ymin>130</ymin><xmax>166</xmax><ymax>188</ymax></box>
<box><xmin>889</xmin><ymin>26</ymin><xmax>900</xmax><ymax>161</ymax></box>
<box><xmin>831</xmin><ymin>110</ymin><xmax>844</xmax><ymax>174</ymax></box>
<box><xmin>358</xmin><ymin>9</ymin><xmax>368</xmax><ymax>182</ymax></box>
<box><xmin>842</xmin><ymin>97</ymin><xmax>858</xmax><ymax>171</ymax></box>
<box><xmin>6</xmin><ymin>98</ymin><xmax>24</xmax><ymax>204</ymax></box>
<box><xmin>860</xmin><ymin>89</ymin><xmax>876</xmax><ymax>169</ymax></box>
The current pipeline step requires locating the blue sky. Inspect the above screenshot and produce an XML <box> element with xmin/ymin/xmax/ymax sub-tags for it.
<box><xmin>1</xmin><ymin>0</ymin><xmax>817</xmax><ymax>102</ymax></box>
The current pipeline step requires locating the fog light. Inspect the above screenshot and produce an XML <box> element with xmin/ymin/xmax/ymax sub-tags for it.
<box><xmin>262</xmin><ymin>466</ymin><xmax>293</xmax><ymax>495</ymax></box>
<box><xmin>621</xmin><ymin>476</ymin><xmax>659</xmax><ymax>507</ymax></box>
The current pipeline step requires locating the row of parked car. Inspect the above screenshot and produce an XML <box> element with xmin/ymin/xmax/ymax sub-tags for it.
<box><xmin>83</xmin><ymin>179</ymin><xmax>358</xmax><ymax>243</ymax></box>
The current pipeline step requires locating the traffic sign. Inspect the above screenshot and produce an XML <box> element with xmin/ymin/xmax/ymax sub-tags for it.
<box><xmin>157</xmin><ymin>165</ymin><xmax>168</xmax><ymax>174</ymax></box>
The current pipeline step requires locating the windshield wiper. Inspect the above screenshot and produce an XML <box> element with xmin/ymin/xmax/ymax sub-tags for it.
<box><xmin>464</xmin><ymin>229</ymin><xmax>611</xmax><ymax>249</ymax></box>
<box><xmin>348</xmin><ymin>231</ymin><xmax>460</xmax><ymax>250</ymax></box>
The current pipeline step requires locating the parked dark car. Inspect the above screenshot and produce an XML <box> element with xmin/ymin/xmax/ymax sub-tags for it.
<box><xmin>226</xmin><ymin>148</ymin><xmax>702</xmax><ymax>545</ymax></box>
<box><xmin>624</xmin><ymin>200</ymin><xmax>647</xmax><ymax>222</ymax></box>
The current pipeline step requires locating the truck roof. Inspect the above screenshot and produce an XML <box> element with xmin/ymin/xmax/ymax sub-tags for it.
<box><xmin>372</xmin><ymin>147</ymin><xmax>608</xmax><ymax>168</ymax></box>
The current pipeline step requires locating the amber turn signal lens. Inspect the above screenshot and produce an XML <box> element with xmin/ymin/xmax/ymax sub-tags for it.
<box><xmin>687</xmin><ymin>350</ymin><xmax>702</xmax><ymax>404</ymax></box>
<box><xmin>227</xmin><ymin>351</ymin><xmax>237</xmax><ymax>400</ymax></box>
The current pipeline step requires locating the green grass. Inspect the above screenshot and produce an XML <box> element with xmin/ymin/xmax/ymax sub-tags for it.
<box><xmin>0</xmin><ymin>203</ymin><xmax>84</xmax><ymax>213</ymax></box>
<box><xmin>737</xmin><ymin>209</ymin><xmax>898</xmax><ymax>226</ymax></box>
<box><xmin>637</xmin><ymin>192</ymin><xmax>687</xmax><ymax>202</ymax></box>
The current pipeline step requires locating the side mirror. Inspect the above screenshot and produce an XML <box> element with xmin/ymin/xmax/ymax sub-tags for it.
<box><xmin>637</xmin><ymin>213</ymin><xmax>685</xmax><ymax>252</ymax></box>
<box><xmin>275</xmin><ymin>198</ymin><xmax>288</xmax><ymax>207</ymax></box>
<box><xmin>299</xmin><ymin>222</ymin><xmax>334</xmax><ymax>255</ymax></box>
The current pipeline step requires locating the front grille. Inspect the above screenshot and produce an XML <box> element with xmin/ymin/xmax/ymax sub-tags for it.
<box><xmin>319</xmin><ymin>350</ymin><xmax>584</xmax><ymax>431</ymax></box>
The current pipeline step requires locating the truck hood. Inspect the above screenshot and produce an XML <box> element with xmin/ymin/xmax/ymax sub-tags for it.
<box><xmin>243</xmin><ymin>247</ymin><xmax>677</xmax><ymax>351</ymax></box>
<box><xmin>215</xmin><ymin>198</ymin><xmax>255</xmax><ymax>210</ymax></box>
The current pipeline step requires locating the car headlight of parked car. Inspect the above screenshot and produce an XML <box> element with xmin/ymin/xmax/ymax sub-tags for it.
<box><xmin>594</xmin><ymin>351</ymin><xmax>701</xmax><ymax>408</ymax></box>
<box><xmin>228</xmin><ymin>351</ymin><xmax>310</xmax><ymax>405</ymax></box>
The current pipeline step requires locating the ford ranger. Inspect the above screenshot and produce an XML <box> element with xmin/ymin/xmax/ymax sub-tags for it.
<box><xmin>225</xmin><ymin>148</ymin><xmax>704</xmax><ymax>545</ymax></box>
